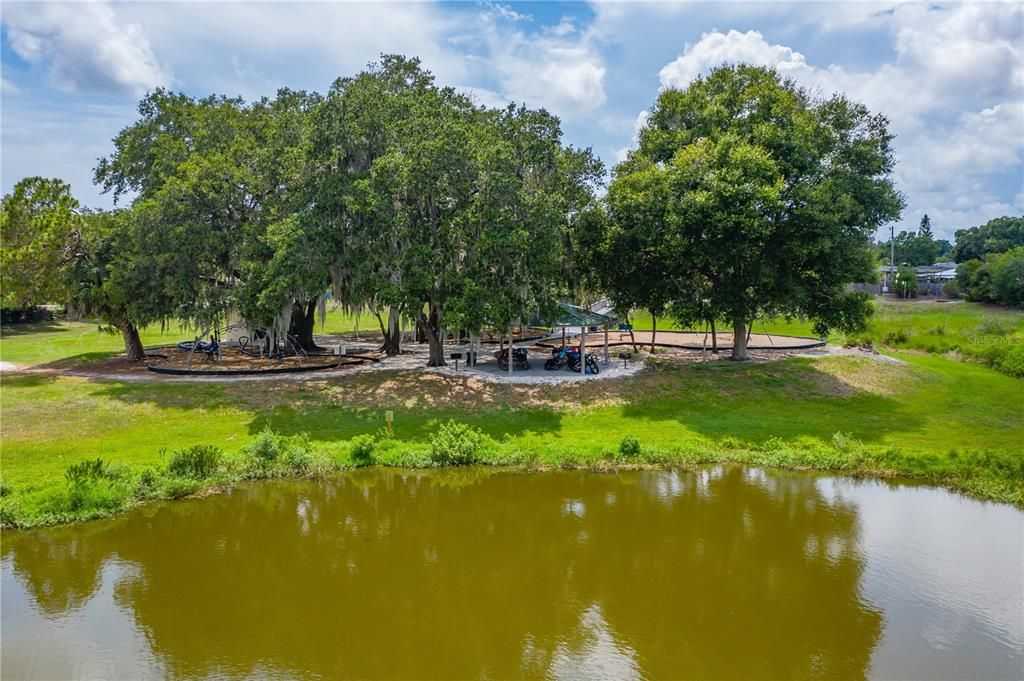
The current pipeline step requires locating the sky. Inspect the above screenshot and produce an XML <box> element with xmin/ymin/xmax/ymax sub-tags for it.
<box><xmin>1</xmin><ymin>1</ymin><xmax>1022</xmax><ymax>241</ymax></box>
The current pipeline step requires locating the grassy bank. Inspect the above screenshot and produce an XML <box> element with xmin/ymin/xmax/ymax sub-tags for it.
<box><xmin>631</xmin><ymin>299</ymin><xmax>1024</xmax><ymax>377</ymax></box>
<box><xmin>2</xmin><ymin>298</ymin><xmax>1022</xmax><ymax>527</ymax></box>
<box><xmin>845</xmin><ymin>300</ymin><xmax>1024</xmax><ymax>377</ymax></box>
<box><xmin>2</xmin><ymin>348</ymin><xmax>1022</xmax><ymax>527</ymax></box>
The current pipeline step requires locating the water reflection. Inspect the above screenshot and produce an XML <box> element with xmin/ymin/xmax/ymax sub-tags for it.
<box><xmin>2</xmin><ymin>468</ymin><xmax>1019</xmax><ymax>679</ymax></box>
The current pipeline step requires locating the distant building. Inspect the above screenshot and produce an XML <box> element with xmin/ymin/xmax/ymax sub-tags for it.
<box><xmin>879</xmin><ymin>262</ymin><xmax>957</xmax><ymax>283</ymax></box>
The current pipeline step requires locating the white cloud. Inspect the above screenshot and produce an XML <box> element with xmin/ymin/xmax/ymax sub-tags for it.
<box><xmin>896</xmin><ymin>103</ymin><xmax>1024</xmax><ymax>191</ymax></box>
<box><xmin>3</xmin><ymin>0</ymin><xmax>1020</xmax><ymax>237</ymax></box>
<box><xmin>112</xmin><ymin>0</ymin><xmax>605</xmax><ymax>115</ymax></box>
<box><xmin>659</xmin><ymin>29</ymin><xmax>811</xmax><ymax>88</ymax></box>
<box><xmin>657</xmin><ymin>30</ymin><xmax>921</xmax><ymax>128</ymax></box>
<box><xmin>111</xmin><ymin>1</ymin><xmax>470</xmax><ymax>99</ymax></box>
<box><xmin>472</xmin><ymin>7</ymin><xmax>607</xmax><ymax>118</ymax></box>
<box><xmin>646</xmin><ymin>7</ymin><xmax>1024</xmax><ymax>239</ymax></box>
<box><xmin>454</xmin><ymin>85</ymin><xmax>509</xmax><ymax>110</ymax></box>
<box><xmin>1</xmin><ymin>99</ymin><xmax>136</xmax><ymax>207</ymax></box>
<box><xmin>1</xmin><ymin>1</ymin><xmax>171</xmax><ymax>95</ymax></box>
<box><xmin>892</xmin><ymin>3</ymin><xmax>1024</xmax><ymax>101</ymax></box>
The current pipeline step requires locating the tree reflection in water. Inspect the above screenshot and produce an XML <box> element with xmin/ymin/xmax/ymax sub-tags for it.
<box><xmin>3</xmin><ymin>467</ymin><xmax>882</xmax><ymax>679</ymax></box>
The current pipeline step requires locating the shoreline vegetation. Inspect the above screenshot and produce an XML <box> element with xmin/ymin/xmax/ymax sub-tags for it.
<box><xmin>2</xmin><ymin>417</ymin><xmax>1022</xmax><ymax>530</ymax></box>
<box><xmin>2</xmin><ymin>299</ymin><xmax>1023</xmax><ymax>528</ymax></box>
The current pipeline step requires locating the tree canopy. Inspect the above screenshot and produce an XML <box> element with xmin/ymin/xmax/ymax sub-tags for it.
<box><xmin>0</xmin><ymin>177</ymin><xmax>82</xmax><ymax>309</ymax></box>
<box><xmin>918</xmin><ymin>214</ymin><xmax>932</xmax><ymax>239</ymax></box>
<box><xmin>602</xmin><ymin>65</ymin><xmax>901</xmax><ymax>358</ymax></box>
<box><xmin>952</xmin><ymin>216</ymin><xmax>1024</xmax><ymax>263</ymax></box>
<box><xmin>602</xmin><ymin>65</ymin><xmax>904</xmax><ymax>359</ymax></box>
<box><xmin>5</xmin><ymin>58</ymin><xmax>925</xmax><ymax>365</ymax></box>
<box><xmin>878</xmin><ymin>230</ymin><xmax>941</xmax><ymax>266</ymax></box>
<box><xmin>309</xmin><ymin>56</ymin><xmax>602</xmax><ymax>365</ymax></box>
<box><xmin>92</xmin><ymin>87</ymin><xmax>337</xmax><ymax>349</ymax></box>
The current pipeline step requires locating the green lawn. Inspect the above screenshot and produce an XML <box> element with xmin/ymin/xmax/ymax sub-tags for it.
<box><xmin>0</xmin><ymin>306</ymin><xmax>368</xmax><ymax>367</ymax></box>
<box><xmin>1</xmin><ymin>298</ymin><xmax>1022</xmax><ymax>526</ymax></box>
<box><xmin>632</xmin><ymin>299</ymin><xmax>1023</xmax><ymax>338</ymax></box>
<box><xmin>627</xmin><ymin>310</ymin><xmax>820</xmax><ymax>338</ymax></box>
<box><xmin>630</xmin><ymin>300</ymin><xmax>1024</xmax><ymax>377</ymax></box>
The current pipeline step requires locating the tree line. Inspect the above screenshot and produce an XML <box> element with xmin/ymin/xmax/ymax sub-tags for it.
<box><xmin>875</xmin><ymin>214</ymin><xmax>953</xmax><ymax>267</ymax></box>
<box><xmin>874</xmin><ymin>214</ymin><xmax>1024</xmax><ymax>269</ymax></box>
<box><xmin>2</xmin><ymin>57</ymin><xmax>906</xmax><ymax>362</ymax></box>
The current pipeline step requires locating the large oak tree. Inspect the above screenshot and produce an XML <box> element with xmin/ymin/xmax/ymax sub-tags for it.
<box><xmin>311</xmin><ymin>56</ymin><xmax>601</xmax><ymax>366</ymax></box>
<box><xmin>609</xmin><ymin>65</ymin><xmax>904</xmax><ymax>360</ymax></box>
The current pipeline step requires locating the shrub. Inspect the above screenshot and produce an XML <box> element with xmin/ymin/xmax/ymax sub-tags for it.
<box><xmin>0</xmin><ymin>500</ymin><xmax>19</xmax><ymax>527</ymax></box>
<box><xmin>374</xmin><ymin>442</ymin><xmax>433</xmax><ymax>468</ymax></box>
<box><xmin>243</xmin><ymin>427</ymin><xmax>280</xmax><ymax>463</ymax></box>
<box><xmin>895</xmin><ymin>265</ymin><xmax>918</xmax><ymax>298</ymax></box>
<box><xmin>942</xmin><ymin>280</ymin><xmax>961</xmax><ymax>298</ymax></box>
<box><xmin>278</xmin><ymin>433</ymin><xmax>313</xmax><ymax>471</ymax></box>
<box><xmin>974</xmin><ymin>317</ymin><xmax>1014</xmax><ymax>337</ymax></box>
<box><xmin>66</xmin><ymin>480</ymin><xmax>126</xmax><ymax>514</ymax></box>
<box><xmin>136</xmin><ymin>468</ymin><xmax>158</xmax><ymax>496</ymax></box>
<box><xmin>882</xmin><ymin>328</ymin><xmax>911</xmax><ymax>345</ymax></box>
<box><xmin>59</xmin><ymin>458</ymin><xmax>129</xmax><ymax>515</ymax></box>
<box><xmin>429</xmin><ymin>420</ymin><xmax>484</xmax><ymax>466</ymax></box>
<box><xmin>349</xmin><ymin>434</ymin><xmax>376</xmax><ymax>466</ymax></box>
<box><xmin>719</xmin><ymin>436</ymin><xmax>745</xmax><ymax>450</ymax></box>
<box><xmin>0</xmin><ymin>479</ymin><xmax>11</xmax><ymax>498</ymax></box>
<box><xmin>832</xmin><ymin>431</ymin><xmax>852</xmax><ymax>451</ymax></box>
<box><xmin>65</xmin><ymin>458</ymin><xmax>110</xmax><ymax>486</ymax></box>
<box><xmin>992</xmin><ymin>344</ymin><xmax>1024</xmax><ymax>378</ymax></box>
<box><xmin>991</xmin><ymin>247</ymin><xmax>1024</xmax><ymax>308</ymax></box>
<box><xmin>159</xmin><ymin>476</ymin><xmax>201</xmax><ymax>499</ymax></box>
<box><xmin>303</xmin><ymin>452</ymin><xmax>338</xmax><ymax>478</ymax></box>
<box><xmin>167</xmin><ymin>444</ymin><xmax>222</xmax><ymax>479</ymax></box>
<box><xmin>618</xmin><ymin>435</ymin><xmax>641</xmax><ymax>459</ymax></box>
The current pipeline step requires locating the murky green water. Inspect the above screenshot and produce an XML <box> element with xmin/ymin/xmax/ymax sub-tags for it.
<box><xmin>2</xmin><ymin>467</ymin><xmax>1021</xmax><ymax>680</ymax></box>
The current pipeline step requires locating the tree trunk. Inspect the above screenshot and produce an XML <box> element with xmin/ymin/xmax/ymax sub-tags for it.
<box><xmin>288</xmin><ymin>298</ymin><xmax>322</xmax><ymax>352</ymax></box>
<box><xmin>731</xmin><ymin>318</ymin><xmax>749</xmax><ymax>361</ymax></box>
<box><xmin>650</xmin><ymin>314</ymin><xmax>657</xmax><ymax>352</ymax></box>
<box><xmin>710</xmin><ymin>317</ymin><xmax>718</xmax><ymax>353</ymax></box>
<box><xmin>417</xmin><ymin>302</ymin><xmax>446</xmax><ymax>367</ymax></box>
<box><xmin>121</xmin><ymin>319</ymin><xmax>145</xmax><ymax>362</ymax></box>
<box><xmin>375</xmin><ymin>308</ymin><xmax>402</xmax><ymax>356</ymax></box>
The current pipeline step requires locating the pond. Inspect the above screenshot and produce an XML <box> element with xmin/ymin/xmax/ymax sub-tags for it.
<box><xmin>2</xmin><ymin>467</ymin><xmax>1021</xmax><ymax>679</ymax></box>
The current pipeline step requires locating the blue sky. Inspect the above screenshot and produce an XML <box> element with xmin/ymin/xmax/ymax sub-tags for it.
<box><xmin>2</xmin><ymin>1</ymin><xmax>1021</xmax><ymax>240</ymax></box>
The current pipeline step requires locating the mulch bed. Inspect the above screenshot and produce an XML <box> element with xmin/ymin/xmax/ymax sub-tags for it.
<box><xmin>146</xmin><ymin>346</ymin><xmax>378</xmax><ymax>375</ymax></box>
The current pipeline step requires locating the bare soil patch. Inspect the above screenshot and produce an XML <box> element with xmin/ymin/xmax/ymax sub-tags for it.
<box><xmin>147</xmin><ymin>346</ymin><xmax>374</xmax><ymax>374</ymax></box>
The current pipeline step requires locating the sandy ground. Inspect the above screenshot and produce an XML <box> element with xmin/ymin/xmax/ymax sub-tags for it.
<box><xmin>563</xmin><ymin>329</ymin><xmax>825</xmax><ymax>350</ymax></box>
<box><xmin>0</xmin><ymin>332</ymin><xmax>905</xmax><ymax>386</ymax></box>
<box><xmin>433</xmin><ymin>348</ymin><xmax>645</xmax><ymax>384</ymax></box>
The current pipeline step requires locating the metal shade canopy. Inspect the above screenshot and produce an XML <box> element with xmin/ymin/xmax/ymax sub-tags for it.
<box><xmin>536</xmin><ymin>303</ymin><xmax>616</xmax><ymax>328</ymax></box>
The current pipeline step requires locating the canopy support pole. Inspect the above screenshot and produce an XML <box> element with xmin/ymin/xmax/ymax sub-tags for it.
<box><xmin>580</xmin><ymin>325</ymin><xmax>586</xmax><ymax>377</ymax></box>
